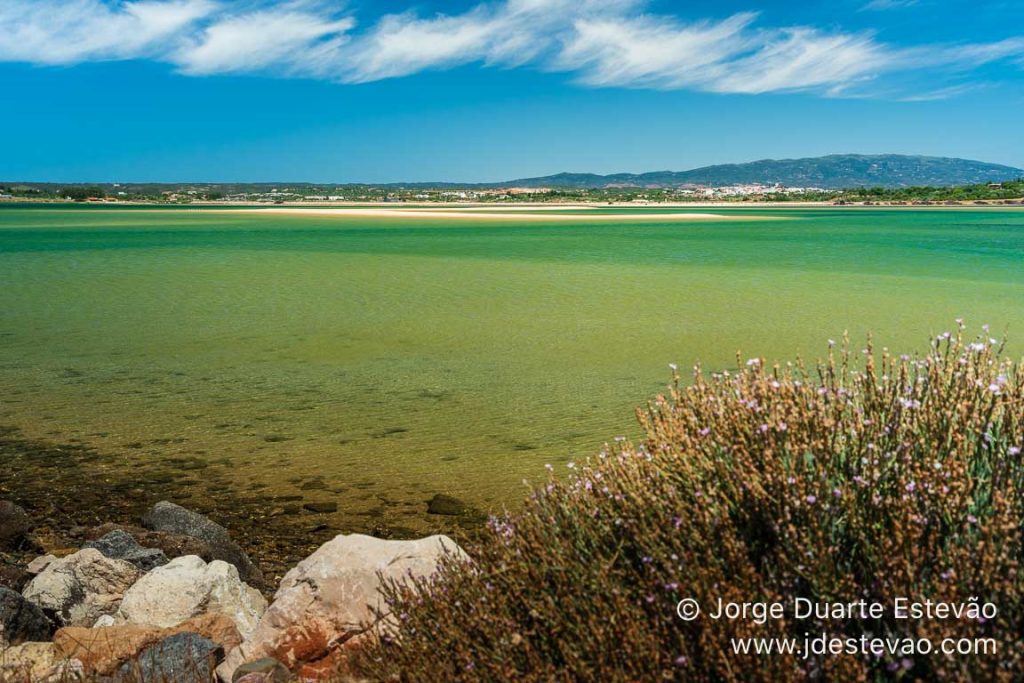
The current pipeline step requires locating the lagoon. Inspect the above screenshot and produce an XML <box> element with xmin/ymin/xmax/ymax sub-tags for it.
<box><xmin>1</xmin><ymin>205</ymin><xmax>1022</xmax><ymax>535</ymax></box>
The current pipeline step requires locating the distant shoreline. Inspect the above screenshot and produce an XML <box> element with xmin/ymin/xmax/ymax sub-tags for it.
<box><xmin>2</xmin><ymin>198</ymin><xmax>1023</xmax><ymax>210</ymax></box>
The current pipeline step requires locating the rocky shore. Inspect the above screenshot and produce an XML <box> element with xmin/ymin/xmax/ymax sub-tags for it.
<box><xmin>0</xmin><ymin>427</ymin><xmax>482</xmax><ymax>681</ymax></box>
<box><xmin>1</xmin><ymin>496</ymin><xmax>467</xmax><ymax>681</ymax></box>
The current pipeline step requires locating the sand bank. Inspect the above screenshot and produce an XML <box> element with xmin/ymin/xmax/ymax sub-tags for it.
<box><xmin>227</xmin><ymin>207</ymin><xmax>758</xmax><ymax>221</ymax></box>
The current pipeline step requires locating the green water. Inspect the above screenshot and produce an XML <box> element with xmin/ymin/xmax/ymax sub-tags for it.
<box><xmin>2</xmin><ymin>205</ymin><xmax>1022</xmax><ymax>531</ymax></box>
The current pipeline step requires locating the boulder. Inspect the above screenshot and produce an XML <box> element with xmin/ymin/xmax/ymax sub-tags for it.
<box><xmin>88</xmin><ymin>523</ymin><xmax>215</xmax><ymax>562</ymax></box>
<box><xmin>54</xmin><ymin>613</ymin><xmax>241</xmax><ymax>675</ymax></box>
<box><xmin>141</xmin><ymin>502</ymin><xmax>262</xmax><ymax>584</ymax></box>
<box><xmin>117</xmin><ymin>555</ymin><xmax>266</xmax><ymax>637</ymax></box>
<box><xmin>1</xmin><ymin>587</ymin><xmax>55</xmax><ymax>646</ymax></box>
<box><xmin>0</xmin><ymin>500</ymin><xmax>33</xmax><ymax>549</ymax></box>
<box><xmin>112</xmin><ymin>632</ymin><xmax>223</xmax><ymax>683</ymax></box>
<box><xmin>84</xmin><ymin>529</ymin><xmax>169</xmax><ymax>572</ymax></box>
<box><xmin>0</xmin><ymin>642</ymin><xmax>63</xmax><ymax>682</ymax></box>
<box><xmin>231</xmin><ymin>657</ymin><xmax>291</xmax><ymax>683</ymax></box>
<box><xmin>218</xmin><ymin>533</ymin><xmax>465</xmax><ymax>680</ymax></box>
<box><xmin>21</xmin><ymin>548</ymin><xmax>141</xmax><ymax>627</ymax></box>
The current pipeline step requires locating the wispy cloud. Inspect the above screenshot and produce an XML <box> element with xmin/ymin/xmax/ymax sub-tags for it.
<box><xmin>861</xmin><ymin>0</ymin><xmax>919</xmax><ymax>10</ymax></box>
<box><xmin>0</xmin><ymin>0</ymin><xmax>1021</xmax><ymax>100</ymax></box>
<box><xmin>0</xmin><ymin>0</ymin><xmax>215</xmax><ymax>64</ymax></box>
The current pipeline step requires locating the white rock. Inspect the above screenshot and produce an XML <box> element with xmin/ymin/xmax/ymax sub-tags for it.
<box><xmin>218</xmin><ymin>533</ymin><xmax>465</xmax><ymax>680</ymax></box>
<box><xmin>92</xmin><ymin>614</ymin><xmax>116</xmax><ymax>628</ymax></box>
<box><xmin>22</xmin><ymin>548</ymin><xmax>141</xmax><ymax>627</ymax></box>
<box><xmin>116</xmin><ymin>555</ymin><xmax>266</xmax><ymax>638</ymax></box>
<box><xmin>26</xmin><ymin>554</ymin><xmax>57</xmax><ymax>575</ymax></box>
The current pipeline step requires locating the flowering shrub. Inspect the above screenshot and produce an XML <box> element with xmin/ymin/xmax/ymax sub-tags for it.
<box><xmin>356</xmin><ymin>325</ymin><xmax>1023</xmax><ymax>681</ymax></box>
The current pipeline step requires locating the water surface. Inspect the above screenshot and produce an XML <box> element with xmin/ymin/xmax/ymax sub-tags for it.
<box><xmin>2</xmin><ymin>205</ymin><xmax>1022</xmax><ymax>532</ymax></box>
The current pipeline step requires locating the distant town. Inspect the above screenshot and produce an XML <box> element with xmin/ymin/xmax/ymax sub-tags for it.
<box><xmin>1</xmin><ymin>178</ymin><xmax>1022</xmax><ymax>206</ymax></box>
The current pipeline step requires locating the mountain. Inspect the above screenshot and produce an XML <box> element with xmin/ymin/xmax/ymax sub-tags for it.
<box><xmin>500</xmin><ymin>155</ymin><xmax>1024</xmax><ymax>189</ymax></box>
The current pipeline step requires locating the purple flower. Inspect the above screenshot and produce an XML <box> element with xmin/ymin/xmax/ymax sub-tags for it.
<box><xmin>905</xmin><ymin>481</ymin><xmax>916</xmax><ymax>492</ymax></box>
<box><xmin>674</xmin><ymin>656</ymin><xmax>688</xmax><ymax>667</ymax></box>
<box><xmin>806</xmin><ymin>495</ymin><xmax>817</xmax><ymax>505</ymax></box>
<box><xmin>832</xmin><ymin>488</ymin><xmax>842</xmax><ymax>498</ymax></box>
<box><xmin>1010</xmin><ymin>446</ymin><xmax>1022</xmax><ymax>456</ymax></box>
<box><xmin>967</xmin><ymin>514</ymin><xmax>978</xmax><ymax>524</ymax></box>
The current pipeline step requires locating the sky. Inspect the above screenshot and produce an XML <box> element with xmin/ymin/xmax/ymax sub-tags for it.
<box><xmin>0</xmin><ymin>0</ymin><xmax>1022</xmax><ymax>182</ymax></box>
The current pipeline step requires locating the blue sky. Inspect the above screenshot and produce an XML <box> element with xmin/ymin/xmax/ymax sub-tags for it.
<box><xmin>1</xmin><ymin>0</ymin><xmax>1022</xmax><ymax>182</ymax></box>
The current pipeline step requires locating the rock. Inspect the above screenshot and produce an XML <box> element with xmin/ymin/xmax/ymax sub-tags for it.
<box><xmin>0</xmin><ymin>564</ymin><xmax>31</xmax><ymax>592</ymax></box>
<box><xmin>1</xmin><ymin>586</ymin><xmax>55</xmax><ymax>646</ymax></box>
<box><xmin>231</xmin><ymin>657</ymin><xmax>291</xmax><ymax>683</ymax></box>
<box><xmin>302</xmin><ymin>502</ymin><xmax>338</xmax><ymax>514</ymax></box>
<box><xmin>21</xmin><ymin>548</ymin><xmax>141</xmax><ymax>627</ymax></box>
<box><xmin>0</xmin><ymin>500</ymin><xmax>33</xmax><ymax>549</ymax></box>
<box><xmin>0</xmin><ymin>642</ymin><xmax>62</xmax><ymax>681</ymax></box>
<box><xmin>141</xmin><ymin>502</ymin><xmax>262</xmax><ymax>585</ymax></box>
<box><xmin>426</xmin><ymin>493</ymin><xmax>480</xmax><ymax>517</ymax></box>
<box><xmin>218</xmin><ymin>533</ymin><xmax>466</xmax><ymax>680</ymax></box>
<box><xmin>88</xmin><ymin>523</ymin><xmax>214</xmax><ymax>562</ymax></box>
<box><xmin>112</xmin><ymin>632</ymin><xmax>223</xmax><ymax>683</ymax></box>
<box><xmin>54</xmin><ymin>613</ymin><xmax>241</xmax><ymax>675</ymax></box>
<box><xmin>93</xmin><ymin>614</ymin><xmax>116</xmax><ymax>627</ymax></box>
<box><xmin>84</xmin><ymin>529</ymin><xmax>170</xmax><ymax>572</ymax></box>
<box><xmin>117</xmin><ymin>555</ymin><xmax>266</xmax><ymax>638</ymax></box>
<box><xmin>26</xmin><ymin>554</ymin><xmax>57</xmax><ymax>575</ymax></box>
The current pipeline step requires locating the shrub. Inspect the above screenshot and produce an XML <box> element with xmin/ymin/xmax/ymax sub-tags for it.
<box><xmin>356</xmin><ymin>324</ymin><xmax>1023</xmax><ymax>681</ymax></box>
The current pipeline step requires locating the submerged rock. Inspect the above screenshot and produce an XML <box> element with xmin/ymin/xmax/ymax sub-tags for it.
<box><xmin>117</xmin><ymin>555</ymin><xmax>267</xmax><ymax>638</ymax></box>
<box><xmin>112</xmin><ymin>631</ymin><xmax>224</xmax><ymax>683</ymax></box>
<box><xmin>54</xmin><ymin>613</ymin><xmax>241</xmax><ymax>675</ymax></box>
<box><xmin>0</xmin><ymin>500</ymin><xmax>33</xmax><ymax>549</ymax></box>
<box><xmin>427</xmin><ymin>493</ymin><xmax>481</xmax><ymax>518</ymax></box>
<box><xmin>218</xmin><ymin>533</ymin><xmax>466</xmax><ymax>680</ymax></box>
<box><xmin>302</xmin><ymin>502</ymin><xmax>337</xmax><ymax>514</ymax></box>
<box><xmin>84</xmin><ymin>529</ymin><xmax>169</xmax><ymax>572</ymax></box>
<box><xmin>0</xmin><ymin>564</ymin><xmax>32</xmax><ymax>592</ymax></box>
<box><xmin>21</xmin><ymin>548</ymin><xmax>141</xmax><ymax>627</ymax></box>
<box><xmin>141</xmin><ymin>501</ymin><xmax>262</xmax><ymax>585</ymax></box>
<box><xmin>1</xmin><ymin>586</ymin><xmax>55</xmax><ymax>646</ymax></box>
<box><xmin>88</xmin><ymin>523</ymin><xmax>214</xmax><ymax>562</ymax></box>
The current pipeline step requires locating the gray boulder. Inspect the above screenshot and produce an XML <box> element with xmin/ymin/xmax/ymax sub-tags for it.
<box><xmin>84</xmin><ymin>529</ymin><xmax>169</xmax><ymax>572</ymax></box>
<box><xmin>142</xmin><ymin>502</ymin><xmax>261</xmax><ymax>585</ymax></box>
<box><xmin>0</xmin><ymin>586</ymin><xmax>55</xmax><ymax>646</ymax></box>
<box><xmin>113</xmin><ymin>632</ymin><xmax>224</xmax><ymax>683</ymax></box>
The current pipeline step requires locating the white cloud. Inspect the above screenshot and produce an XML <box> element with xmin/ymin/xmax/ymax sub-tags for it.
<box><xmin>0</xmin><ymin>0</ymin><xmax>214</xmax><ymax>64</ymax></box>
<box><xmin>861</xmin><ymin>0</ymin><xmax>919</xmax><ymax>10</ymax></box>
<box><xmin>0</xmin><ymin>0</ymin><xmax>1020</xmax><ymax>100</ymax></box>
<box><xmin>176</xmin><ymin>8</ymin><xmax>354</xmax><ymax>75</ymax></box>
<box><xmin>558</xmin><ymin>13</ymin><xmax>758</xmax><ymax>89</ymax></box>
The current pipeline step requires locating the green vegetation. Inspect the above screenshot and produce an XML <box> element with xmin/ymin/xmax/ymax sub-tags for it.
<box><xmin>357</xmin><ymin>327</ymin><xmax>1023</xmax><ymax>681</ymax></box>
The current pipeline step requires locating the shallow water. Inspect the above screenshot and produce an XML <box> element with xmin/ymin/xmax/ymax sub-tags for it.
<box><xmin>2</xmin><ymin>205</ymin><xmax>1023</xmax><ymax>532</ymax></box>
